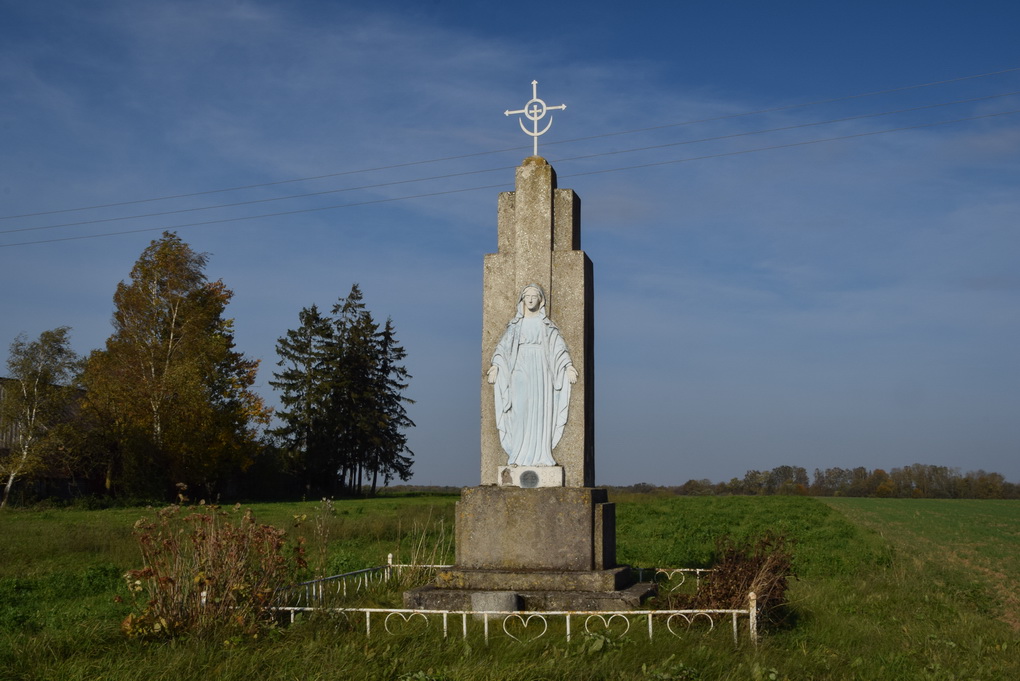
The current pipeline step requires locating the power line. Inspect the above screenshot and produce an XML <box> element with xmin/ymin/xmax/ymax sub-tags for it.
<box><xmin>3</xmin><ymin>107</ymin><xmax>1017</xmax><ymax>249</ymax></box>
<box><xmin>2</xmin><ymin>65</ymin><xmax>1017</xmax><ymax>222</ymax></box>
<box><xmin>553</xmin><ymin>91</ymin><xmax>1020</xmax><ymax>166</ymax></box>
<box><xmin>4</xmin><ymin>90</ymin><xmax>1017</xmax><ymax>237</ymax></box>
<box><xmin>544</xmin><ymin>66</ymin><xmax>1020</xmax><ymax>145</ymax></box>
<box><xmin>562</xmin><ymin>108</ymin><xmax>1020</xmax><ymax>179</ymax></box>
<box><xmin>0</xmin><ymin>165</ymin><xmax>516</xmax><ymax>235</ymax></box>
<box><xmin>0</xmin><ymin>183</ymin><xmax>512</xmax><ymax>247</ymax></box>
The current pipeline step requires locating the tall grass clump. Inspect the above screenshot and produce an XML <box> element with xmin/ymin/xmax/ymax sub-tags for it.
<box><xmin>391</xmin><ymin>510</ymin><xmax>454</xmax><ymax>587</ymax></box>
<box><xmin>121</xmin><ymin>503</ymin><xmax>307</xmax><ymax>639</ymax></box>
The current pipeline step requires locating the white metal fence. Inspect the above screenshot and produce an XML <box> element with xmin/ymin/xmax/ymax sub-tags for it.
<box><xmin>272</xmin><ymin>555</ymin><xmax>759</xmax><ymax>645</ymax></box>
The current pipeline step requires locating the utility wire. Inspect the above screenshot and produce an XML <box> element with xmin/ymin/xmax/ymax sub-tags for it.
<box><xmin>2</xmin><ymin>66</ymin><xmax>1017</xmax><ymax>222</ymax></box>
<box><xmin>545</xmin><ymin>67</ymin><xmax>1020</xmax><ymax>145</ymax></box>
<box><xmin>4</xmin><ymin>90</ymin><xmax>1017</xmax><ymax>237</ymax></box>
<box><xmin>561</xmin><ymin>108</ymin><xmax>1020</xmax><ymax>179</ymax></box>
<box><xmin>0</xmin><ymin>166</ymin><xmax>516</xmax><ymax>235</ymax></box>
<box><xmin>550</xmin><ymin>91</ymin><xmax>1020</xmax><ymax>167</ymax></box>
<box><xmin>3</xmin><ymin>107</ymin><xmax>1017</xmax><ymax>249</ymax></box>
<box><xmin>0</xmin><ymin>183</ymin><xmax>512</xmax><ymax>247</ymax></box>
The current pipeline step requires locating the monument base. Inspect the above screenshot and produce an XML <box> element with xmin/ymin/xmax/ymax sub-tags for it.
<box><xmin>455</xmin><ymin>486</ymin><xmax>616</xmax><ymax>570</ymax></box>
<box><xmin>404</xmin><ymin>577</ymin><xmax>655</xmax><ymax>612</ymax></box>
<box><xmin>436</xmin><ymin>565</ymin><xmax>636</xmax><ymax>591</ymax></box>
<box><xmin>403</xmin><ymin>485</ymin><xmax>656</xmax><ymax>612</ymax></box>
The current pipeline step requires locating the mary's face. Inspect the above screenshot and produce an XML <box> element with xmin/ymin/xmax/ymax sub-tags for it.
<box><xmin>522</xmin><ymin>289</ymin><xmax>542</xmax><ymax>312</ymax></box>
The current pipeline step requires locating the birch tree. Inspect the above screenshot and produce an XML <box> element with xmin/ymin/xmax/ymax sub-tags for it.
<box><xmin>82</xmin><ymin>232</ymin><xmax>270</xmax><ymax>497</ymax></box>
<box><xmin>0</xmin><ymin>327</ymin><xmax>81</xmax><ymax>508</ymax></box>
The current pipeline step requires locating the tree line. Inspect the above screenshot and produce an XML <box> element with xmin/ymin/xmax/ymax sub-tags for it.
<box><xmin>622</xmin><ymin>463</ymin><xmax>1019</xmax><ymax>499</ymax></box>
<box><xmin>0</xmin><ymin>232</ymin><xmax>414</xmax><ymax>507</ymax></box>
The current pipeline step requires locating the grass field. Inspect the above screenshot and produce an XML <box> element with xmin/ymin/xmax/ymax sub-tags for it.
<box><xmin>1</xmin><ymin>494</ymin><xmax>1018</xmax><ymax>680</ymax></box>
<box><xmin>822</xmin><ymin>497</ymin><xmax>1020</xmax><ymax>631</ymax></box>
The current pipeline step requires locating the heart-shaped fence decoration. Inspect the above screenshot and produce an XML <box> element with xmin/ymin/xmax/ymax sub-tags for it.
<box><xmin>665</xmin><ymin>612</ymin><xmax>715</xmax><ymax>638</ymax></box>
<box><xmin>383</xmin><ymin>611</ymin><xmax>430</xmax><ymax>635</ymax></box>
<box><xmin>655</xmin><ymin>569</ymin><xmax>689</xmax><ymax>592</ymax></box>
<box><xmin>583</xmin><ymin>614</ymin><xmax>632</xmax><ymax>638</ymax></box>
<box><xmin>501</xmin><ymin>614</ymin><xmax>549</xmax><ymax>642</ymax></box>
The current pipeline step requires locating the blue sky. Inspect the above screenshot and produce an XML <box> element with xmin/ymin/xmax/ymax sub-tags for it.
<box><xmin>2</xmin><ymin>0</ymin><xmax>1018</xmax><ymax>487</ymax></box>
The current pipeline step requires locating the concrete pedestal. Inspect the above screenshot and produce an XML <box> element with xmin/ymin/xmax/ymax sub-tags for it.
<box><xmin>457</xmin><ymin>486</ymin><xmax>615</xmax><ymax>570</ymax></box>
<box><xmin>404</xmin><ymin>579</ymin><xmax>654</xmax><ymax>611</ymax></box>
<box><xmin>481</xmin><ymin>158</ymin><xmax>594</xmax><ymax>489</ymax></box>
<box><xmin>403</xmin><ymin>486</ymin><xmax>656</xmax><ymax>611</ymax></box>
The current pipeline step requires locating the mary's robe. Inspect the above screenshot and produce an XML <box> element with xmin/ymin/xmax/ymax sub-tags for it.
<box><xmin>491</xmin><ymin>313</ymin><xmax>573</xmax><ymax>466</ymax></box>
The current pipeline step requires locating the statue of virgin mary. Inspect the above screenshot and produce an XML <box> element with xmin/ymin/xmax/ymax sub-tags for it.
<box><xmin>486</xmin><ymin>284</ymin><xmax>578</xmax><ymax>466</ymax></box>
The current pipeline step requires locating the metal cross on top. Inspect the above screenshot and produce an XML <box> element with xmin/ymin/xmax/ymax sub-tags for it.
<box><xmin>504</xmin><ymin>80</ymin><xmax>567</xmax><ymax>157</ymax></box>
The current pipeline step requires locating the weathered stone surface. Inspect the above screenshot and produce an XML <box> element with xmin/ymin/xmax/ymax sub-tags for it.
<box><xmin>498</xmin><ymin>465</ymin><xmax>563</xmax><ymax>488</ymax></box>
<box><xmin>455</xmin><ymin>486</ymin><xmax>615</xmax><ymax>571</ymax></box>
<box><xmin>434</xmin><ymin>566</ymin><xmax>633</xmax><ymax>591</ymax></box>
<box><xmin>481</xmin><ymin>157</ymin><xmax>593</xmax><ymax>487</ymax></box>
<box><xmin>404</xmin><ymin>581</ymin><xmax>655</xmax><ymax>612</ymax></box>
<box><xmin>470</xmin><ymin>591</ymin><xmax>521</xmax><ymax>616</ymax></box>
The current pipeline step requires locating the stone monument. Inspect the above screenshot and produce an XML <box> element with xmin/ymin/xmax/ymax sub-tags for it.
<box><xmin>405</xmin><ymin>82</ymin><xmax>654</xmax><ymax>611</ymax></box>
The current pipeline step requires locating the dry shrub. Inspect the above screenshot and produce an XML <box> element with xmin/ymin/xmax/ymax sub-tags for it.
<box><xmin>121</xmin><ymin>504</ymin><xmax>306</xmax><ymax>639</ymax></box>
<box><xmin>664</xmin><ymin>533</ymin><xmax>794</xmax><ymax>628</ymax></box>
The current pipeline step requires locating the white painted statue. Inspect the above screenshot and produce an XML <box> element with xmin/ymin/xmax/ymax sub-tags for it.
<box><xmin>487</xmin><ymin>284</ymin><xmax>578</xmax><ymax>466</ymax></box>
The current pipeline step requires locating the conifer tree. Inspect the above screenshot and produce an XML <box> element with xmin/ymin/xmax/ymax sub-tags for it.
<box><xmin>272</xmin><ymin>284</ymin><xmax>414</xmax><ymax>495</ymax></box>
<box><xmin>329</xmin><ymin>284</ymin><xmax>378</xmax><ymax>494</ymax></box>
<box><xmin>269</xmin><ymin>304</ymin><xmax>335</xmax><ymax>493</ymax></box>
<box><xmin>367</xmin><ymin>317</ymin><xmax>414</xmax><ymax>493</ymax></box>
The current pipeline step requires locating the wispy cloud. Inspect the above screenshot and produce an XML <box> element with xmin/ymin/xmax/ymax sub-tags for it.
<box><xmin>2</xmin><ymin>0</ymin><xmax>1019</xmax><ymax>485</ymax></box>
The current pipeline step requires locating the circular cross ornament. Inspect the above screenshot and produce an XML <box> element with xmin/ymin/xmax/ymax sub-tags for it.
<box><xmin>504</xmin><ymin>80</ymin><xmax>567</xmax><ymax>157</ymax></box>
<box><xmin>523</xmin><ymin>97</ymin><xmax>550</xmax><ymax>123</ymax></box>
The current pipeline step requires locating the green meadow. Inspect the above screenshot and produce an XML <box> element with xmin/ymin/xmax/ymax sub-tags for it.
<box><xmin>1</xmin><ymin>495</ymin><xmax>1018</xmax><ymax>680</ymax></box>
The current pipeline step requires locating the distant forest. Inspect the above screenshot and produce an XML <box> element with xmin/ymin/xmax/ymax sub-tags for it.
<box><xmin>613</xmin><ymin>463</ymin><xmax>1020</xmax><ymax>499</ymax></box>
<box><xmin>389</xmin><ymin>462</ymin><xmax>1020</xmax><ymax>500</ymax></box>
